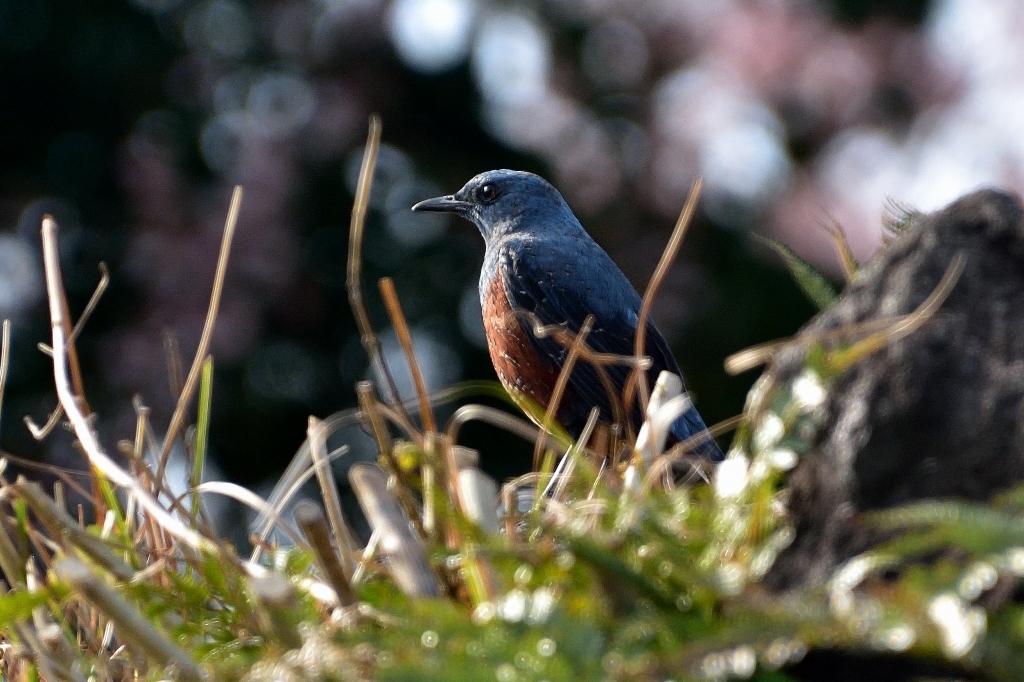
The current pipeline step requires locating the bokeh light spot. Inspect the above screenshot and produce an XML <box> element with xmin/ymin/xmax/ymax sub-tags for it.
<box><xmin>185</xmin><ymin>0</ymin><xmax>254</xmax><ymax>59</ymax></box>
<box><xmin>385</xmin><ymin>180</ymin><xmax>449</xmax><ymax>247</ymax></box>
<box><xmin>388</xmin><ymin>0</ymin><xmax>476</xmax><ymax>74</ymax></box>
<box><xmin>0</xmin><ymin>235</ymin><xmax>42</xmax><ymax>319</ymax></box>
<box><xmin>472</xmin><ymin>12</ymin><xmax>550</xmax><ymax>105</ymax></box>
<box><xmin>345</xmin><ymin>144</ymin><xmax>415</xmax><ymax>209</ymax></box>
<box><xmin>248</xmin><ymin>72</ymin><xmax>317</xmax><ymax>139</ymax></box>
<box><xmin>375</xmin><ymin>329</ymin><xmax>462</xmax><ymax>403</ymax></box>
<box><xmin>701</xmin><ymin>120</ymin><xmax>791</xmax><ymax>216</ymax></box>
<box><xmin>201</xmin><ymin>115</ymin><xmax>244</xmax><ymax>175</ymax></box>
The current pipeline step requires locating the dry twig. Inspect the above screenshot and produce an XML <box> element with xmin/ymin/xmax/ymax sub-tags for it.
<box><xmin>41</xmin><ymin>216</ymin><xmax>213</xmax><ymax>553</ymax></box>
<box><xmin>624</xmin><ymin>178</ymin><xmax>702</xmax><ymax>418</ymax></box>
<box><xmin>157</xmin><ymin>185</ymin><xmax>243</xmax><ymax>479</ymax></box>
<box><xmin>379</xmin><ymin>277</ymin><xmax>436</xmax><ymax>433</ymax></box>
<box><xmin>346</xmin><ymin>116</ymin><xmax>413</xmax><ymax>429</ymax></box>
<box><xmin>533</xmin><ymin>315</ymin><xmax>594</xmax><ymax>470</ymax></box>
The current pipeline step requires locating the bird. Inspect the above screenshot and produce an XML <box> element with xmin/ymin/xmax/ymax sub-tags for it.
<box><xmin>412</xmin><ymin>170</ymin><xmax>723</xmax><ymax>461</ymax></box>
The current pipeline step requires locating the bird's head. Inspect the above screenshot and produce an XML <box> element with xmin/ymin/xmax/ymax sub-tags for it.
<box><xmin>412</xmin><ymin>170</ymin><xmax>579</xmax><ymax>242</ymax></box>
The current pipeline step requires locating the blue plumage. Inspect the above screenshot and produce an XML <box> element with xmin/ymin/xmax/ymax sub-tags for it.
<box><xmin>413</xmin><ymin>170</ymin><xmax>723</xmax><ymax>461</ymax></box>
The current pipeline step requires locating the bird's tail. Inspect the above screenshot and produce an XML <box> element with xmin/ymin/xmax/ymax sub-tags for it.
<box><xmin>669</xmin><ymin>408</ymin><xmax>725</xmax><ymax>462</ymax></box>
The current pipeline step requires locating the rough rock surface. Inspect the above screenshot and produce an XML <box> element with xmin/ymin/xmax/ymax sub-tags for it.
<box><xmin>767</xmin><ymin>189</ymin><xmax>1024</xmax><ymax>589</ymax></box>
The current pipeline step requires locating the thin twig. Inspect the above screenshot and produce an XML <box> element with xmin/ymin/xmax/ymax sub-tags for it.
<box><xmin>157</xmin><ymin>186</ymin><xmax>243</xmax><ymax>480</ymax></box>
<box><xmin>549</xmin><ymin>407</ymin><xmax>600</xmax><ymax>503</ymax></box>
<box><xmin>193</xmin><ymin>481</ymin><xmax>308</xmax><ymax>549</ymax></box>
<box><xmin>532</xmin><ymin>315</ymin><xmax>594</xmax><ymax>470</ymax></box>
<box><xmin>519</xmin><ymin>310</ymin><xmax>629</xmax><ymax>436</ymax></box>
<box><xmin>71</xmin><ymin>262</ymin><xmax>110</xmax><ymax>340</ymax></box>
<box><xmin>378</xmin><ymin>277</ymin><xmax>436</xmax><ymax>433</ymax></box>
<box><xmin>28</xmin><ymin>262</ymin><xmax>109</xmax><ymax>438</ymax></box>
<box><xmin>24</xmin><ymin>404</ymin><xmax>63</xmax><ymax>441</ymax></box>
<box><xmin>14</xmin><ymin>479</ymin><xmax>135</xmax><ymax>581</ymax></box>
<box><xmin>163</xmin><ymin>331</ymin><xmax>185</xmax><ymax>403</ymax></box>
<box><xmin>293</xmin><ymin>501</ymin><xmax>356</xmax><ymax>606</ymax></box>
<box><xmin>0</xmin><ymin>453</ymin><xmax>93</xmax><ymax>500</ymax></box>
<box><xmin>624</xmin><ymin>178</ymin><xmax>703</xmax><ymax>418</ymax></box>
<box><xmin>356</xmin><ymin>381</ymin><xmax>393</xmax><ymax>460</ymax></box>
<box><xmin>356</xmin><ymin>382</ymin><xmax>425</xmax><ymax>535</ymax></box>
<box><xmin>723</xmin><ymin>252</ymin><xmax>968</xmax><ymax>375</ymax></box>
<box><xmin>131</xmin><ymin>399</ymin><xmax>154</xmax><ymax>489</ymax></box>
<box><xmin>0</xmin><ymin>320</ymin><xmax>10</xmax><ymax>442</ymax></box>
<box><xmin>345</xmin><ymin>115</ymin><xmax>413</xmax><ymax>428</ymax></box>
<box><xmin>519</xmin><ymin>310</ymin><xmax>651</xmax><ymax>369</ymax></box>
<box><xmin>55</xmin><ymin>262</ymin><xmax>87</xmax><ymax>411</ymax></box>
<box><xmin>308</xmin><ymin>416</ymin><xmax>359</xmax><ymax>572</ymax></box>
<box><xmin>40</xmin><ymin>216</ymin><xmax>213</xmax><ymax>553</ymax></box>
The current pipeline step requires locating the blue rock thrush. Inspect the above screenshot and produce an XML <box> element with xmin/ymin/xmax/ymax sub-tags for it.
<box><xmin>413</xmin><ymin>170</ymin><xmax>723</xmax><ymax>461</ymax></box>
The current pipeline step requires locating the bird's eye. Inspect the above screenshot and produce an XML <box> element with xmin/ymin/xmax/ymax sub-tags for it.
<box><xmin>479</xmin><ymin>183</ymin><xmax>499</xmax><ymax>203</ymax></box>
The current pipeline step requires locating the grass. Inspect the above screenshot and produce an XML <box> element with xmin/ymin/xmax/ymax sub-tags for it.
<box><xmin>0</xmin><ymin>119</ymin><xmax>1022</xmax><ymax>682</ymax></box>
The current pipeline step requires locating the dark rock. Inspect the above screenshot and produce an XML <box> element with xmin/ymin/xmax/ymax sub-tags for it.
<box><xmin>767</xmin><ymin>189</ymin><xmax>1024</xmax><ymax>589</ymax></box>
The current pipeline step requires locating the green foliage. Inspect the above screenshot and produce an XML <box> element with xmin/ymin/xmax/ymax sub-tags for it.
<box><xmin>6</xmin><ymin>330</ymin><xmax>1024</xmax><ymax>682</ymax></box>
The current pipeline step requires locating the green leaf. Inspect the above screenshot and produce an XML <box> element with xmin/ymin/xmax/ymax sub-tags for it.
<box><xmin>757</xmin><ymin>235</ymin><xmax>838</xmax><ymax>311</ymax></box>
<box><xmin>0</xmin><ymin>589</ymin><xmax>52</xmax><ymax>630</ymax></box>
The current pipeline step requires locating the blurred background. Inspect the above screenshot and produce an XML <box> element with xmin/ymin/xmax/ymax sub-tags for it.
<box><xmin>0</xmin><ymin>0</ymin><xmax>1021</xmax><ymax>510</ymax></box>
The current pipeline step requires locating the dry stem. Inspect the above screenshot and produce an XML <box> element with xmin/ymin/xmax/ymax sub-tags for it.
<box><xmin>624</xmin><ymin>178</ymin><xmax>703</xmax><ymax>419</ymax></box>
<box><xmin>532</xmin><ymin>315</ymin><xmax>594</xmax><ymax>470</ymax></box>
<box><xmin>379</xmin><ymin>277</ymin><xmax>436</xmax><ymax>433</ymax></box>
<box><xmin>293</xmin><ymin>501</ymin><xmax>356</xmax><ymax>606</ymax></box>
<box><xmin>345</xmin><ymin>115</ymin><xmax>413</xmax><ymax>429</ymax></box>
<box><xmin>157</xmin><ymin>185</ymin><xmax>243</xmax><ymax>480</ymax></box>
<box><xmin>308</xmin><ymin>416</ymin><xmax>359</xmax><ymax>572</ymax></box>
<box><xmin>41</xmin><ymin>216</ymin><xmax>213</xmax><ymax>553</ymax></box>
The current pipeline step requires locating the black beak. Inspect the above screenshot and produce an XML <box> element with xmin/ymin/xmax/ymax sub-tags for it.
<box><xmin>411</xmin><ymin>195</ymin><xmax>472</xmax><ymax>214</ymax></box>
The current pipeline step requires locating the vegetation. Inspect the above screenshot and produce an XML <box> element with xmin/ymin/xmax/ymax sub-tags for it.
<box><xmin>0</xmin><ymin>122</ymin><xmax>1023</xmax><ymax>682</ymax></box>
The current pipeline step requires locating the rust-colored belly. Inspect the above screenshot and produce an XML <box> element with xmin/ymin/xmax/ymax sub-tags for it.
<box><xmin>481</xmin><ymin>273</ymin><xmax>559</xmax><ymax>418</ymax></box>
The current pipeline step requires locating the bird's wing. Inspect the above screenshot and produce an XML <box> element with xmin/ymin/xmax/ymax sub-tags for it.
<box><xmin>499</xmin><ymin>240</ymin><xmax>680</xmax><ymax>433</ymax></box>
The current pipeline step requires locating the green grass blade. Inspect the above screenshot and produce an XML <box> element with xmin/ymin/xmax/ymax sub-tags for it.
<box><xmin>756</xmin><ymin>235</ymin><xmax>839</xmax><ymax>311</ymax></box>
<box><xmin>191</xmin><ymin>356</ymin><xmax>214</xmax><ymax>521</ymax></box>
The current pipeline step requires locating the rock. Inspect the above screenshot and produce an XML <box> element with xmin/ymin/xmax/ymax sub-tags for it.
<box><xmin>766</xmin><ymin>189</ymin><xmax>1024</xmax><ymax>589</ymax></box>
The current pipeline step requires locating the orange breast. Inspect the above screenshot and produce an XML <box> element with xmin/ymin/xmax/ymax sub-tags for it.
<box><xmin>481</xmin><ymin>273</ymin><xmax>559</xmax><ymax>418</ymax></box>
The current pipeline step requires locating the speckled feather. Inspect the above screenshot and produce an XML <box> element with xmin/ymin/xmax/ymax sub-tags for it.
<box><xmin>413</xmin><ymin>170</ymin><xmax>723</xmax><ymax>460</ymax></box>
